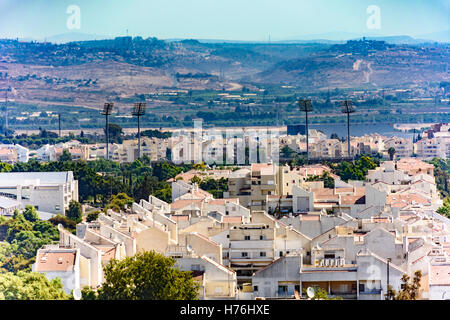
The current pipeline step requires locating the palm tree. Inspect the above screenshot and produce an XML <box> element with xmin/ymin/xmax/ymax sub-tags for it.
<box><xmin>388</xmin><ymin>147</ymin><xmax>396</xmax><ymax>161</ymax></box>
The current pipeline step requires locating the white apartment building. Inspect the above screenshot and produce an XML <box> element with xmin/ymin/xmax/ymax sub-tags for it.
<box><xmin>0</xmin><ymin>144</ymin><xmax>29</xmax><ymax>163</ymax></box>
<box><xmin>416</xmin><ymin>136</ymin><xmax>450</xmax><ymax>159</ymax></box>
<box><xmin>383</xmin><ymin>137</ymin><xmax>413</xmax><ymax>159</ymax></box>
<box><xmin>108</xmin><ymin>137</ymin><xmax>168</xmax><ymax>163</ymax></box>
<box><xmin>0</xmin><ymin>171</ymin><xmax>78</xmax><ymax>215</ymax></box>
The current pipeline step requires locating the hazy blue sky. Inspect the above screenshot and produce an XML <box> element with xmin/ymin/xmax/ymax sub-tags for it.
<box><xmin>0</xmin><ymin>0</ymin><xmax>448</xmax><ymax>40</ymax></box>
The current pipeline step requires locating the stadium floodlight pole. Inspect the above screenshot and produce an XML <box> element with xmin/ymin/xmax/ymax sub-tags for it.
<box><xmin>132</xmin><ymin>102</ymin><xmax>147</xmax><ymax>159</ymax></box>
<box><xmin>340</xmin><ymin>100</ymin><xmax>355</xmax><ymax>158</ymax></box>
<box><xmin>299</xmin><ymin>99</ymin><xmax>313</xmax><ymax>161</ymax></box>
<box><xmin>101</xmin><ymin>102</ymin><xmax>114</xmax><ymax>160</ymax></box>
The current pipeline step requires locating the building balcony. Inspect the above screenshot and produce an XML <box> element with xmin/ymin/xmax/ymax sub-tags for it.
<box><xmin>260</xmin><ymin>184</ymin><xmax>276</xmax><ymax>191</ymax></box>
<box><xmin>230</xmin><ymin>258</ymin><xmax>273</xmax><ymax>264</ymax></box>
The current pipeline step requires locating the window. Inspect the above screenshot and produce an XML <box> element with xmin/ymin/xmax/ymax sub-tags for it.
<box><xmin>359</xmin><ymin>283</ymin><xmax>365</xmax><ymax>292</ymax></box>
<box><xmin>260</xmin><ymin>235</ymin><xmax>266</xmax><ymax>240</ymax></box>
<box><xmin>278</xmin><ymin>285</ymin><xmax>288</xmax><ymax>296</ymax></box>
<box><xmin>244</xmin><ymin>235</ymin><xmax>250</xmax><ymax>240</ymax></box>
<box><xmin>55</xmin><ymin>205</ymin><xmax>60</xmax><ymax>210</ymax></box>
<box><xmin>260</xmin><ymin>252</ymin><xmax>266</xmax><ymax>257</ymax></box>
<box><xmin>253</xmin><ymin>286</ymin><xmax>259</xmax><ymax>292</ymax></box>
<box><xmin>191</xmin><ymin>264</ymin><xmax>201</xmax><ymax>271</ymax></box>
<box><xmin>241</xmin><ymin>252</ymin><xmax>248</xmax><ymax>257</ymax></box>
<box><xmin>227</xmin><ymin>234</ymin><xmax>230</xmax><ymax>238</ymax></box>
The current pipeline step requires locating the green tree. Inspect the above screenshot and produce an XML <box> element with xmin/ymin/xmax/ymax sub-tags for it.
<box><xmin>388</xmin><ymin>147</ymin><xmax>396</xmax><ymax>161</ymax></box>
<box><xmin>280</xmin><ymin>145</ymin><xmax>296</xmax><ymax>159</ymax></box>
<box><xmin>104</xmin><ymin>123</ymin><xmax>123</xmax><ymax>144</ymax></box>
<box><xmin>0</xmin><ymin>271</ymin><xmax>69</xmax><ymax>300</ymax></box>
<box><xmin>193</xmin><ymin>162</ymin><xmax>206</xmax><ymax>171</ymax></box>
<box><xmin>66</xmin><ymin>200</ymin><xmax>82</xmax><ymax>223</ymax></box>
<box><xmin>427</xmin><ymin>158</ymin><xmax>450</xmax><ymax>197</ymax></box>
<box><xmin>23</xmin><ymin>205</ymin><xmax>39</xmax><ymax>223</ymax></box>
<box><xmin>58</xmin><ymin>150</ymin><xmax>73</xmax><ymax>162</ymax></box>
<box><xmin>48</xmin><ymin>215</ymin><xmax>76</xmax><ymax>233</ymax></box>
<box><xmin>333</xmin><ymin>156</ymin><xmax>378</xmax><ymax>182</ymax></box>
<box><xmin>133</xmin><ymin>174</ymin><xmax>157</xmax><ymax>202</ymax></box>
<box><xmin>303</xmin><ymin>287</ymin><xmax>343</xmax><ymax>300</ymax></box>
<box><xmin>86</xmin><ymin>211</ymin><xmax>100</xmax><ymax>222</ymax></box>
<box><xmin>290</xmin><ymin>154</ymin><xmax>306</xmax><ymax>167</ymax></box>
<box><xmin>0</xmin><ymin>162</ymin><xmax>12</xmax><ymax>172</ymax></box>
<box><xmin>153</xmin><ymin>186</ymin><xmax>172</xmax><ymax>203</ymax></box>
<box><xmin>84</xmin><ymin>251</ymin><xmax>199</xmax><ymax>300</ymax></box>
<box><xmin>330</xmin><ymin>133</ymin><xmax>340</xmax><ymax>140</ymax></box>
<box><xmin>306</xmin><ymin>171</ymin><xmax>335</xmax><ymax>189</ymax></box>
<box><xmin>106</xmin><ymin>193</ymin><xmax>134</xmax><ymax>212</ymax></box>
<box><xmin>152</xmin><ymin>163</ymin><xmax>183</xmax><ymax>181</ymax></box>
<box><xmin>199</xmin><ymin>177</ymin><xmax>228</xmax><ymax>199</ymax></box>
<box><xmin>190</xmin><ymin>175</ymin><xmax>202</xmax><ymax>185</ymax></box>
<box><xmin>437</xmin><ymin>197</ymin><xmax>450</xmax><ymax>218</ymax></box>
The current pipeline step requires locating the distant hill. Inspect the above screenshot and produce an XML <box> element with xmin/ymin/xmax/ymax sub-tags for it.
<box><xmin>0</xmin><ymin>37</ymin><xmax>448</xmax><ymax>106</ymax></box>
<box><xmin>40</xmin><ymin>32</ymin><xmax>113</xmax><ymax>44</ymax></box>
<box><xmin>249</xmin><ymin>39</ymin><xmax>450</xmax><ymax>89</ymax></box>
<box><xmin>417</xmin><ymin>30</ymin><xmax>450</xmax><ymax>43</ymax></box>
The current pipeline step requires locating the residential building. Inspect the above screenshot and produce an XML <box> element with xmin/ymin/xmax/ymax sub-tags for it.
<box><xmin>0</xmin><ymin>171</ymin><xmax>78</xmax><ymax>215</ymax></box>
<box><xmin>32</xmin><ymin>246</ymin><xmax>81</xmax><ymax>294</ymax></box>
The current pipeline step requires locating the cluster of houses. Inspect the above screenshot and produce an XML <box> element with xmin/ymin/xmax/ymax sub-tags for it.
<box><xmin>26</xmin><ymin>157</ymin><xmax>450</xmax><ymax>300</ymax></box>
<box><xmin>0</xmin><ymin>123</ymin><xmax>448</xmax><ymax>165</ymax></box>
<box><xmin>280</xmin><ymin>123</ymin><xmax>450</xmax><ymax>159</ymax></box>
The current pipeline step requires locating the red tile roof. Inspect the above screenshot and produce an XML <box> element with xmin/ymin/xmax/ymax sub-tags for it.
<box><xmin>35</xmin><ymin>250</ymin><xmax>76</xmax><ymax>272</ymax></box>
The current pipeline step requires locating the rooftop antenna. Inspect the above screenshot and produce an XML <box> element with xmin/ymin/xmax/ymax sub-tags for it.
<box><xmin>340</xmin><ymin>100</ymin><xmax>355</xmax><ymax>159</ymax></box>
<box><xmin>101</xmin><ymin>102</ymin><xmax>114</xmax><ymax>160</ymax></box>
<box><xmin>299</xmin><ymin>99</ymin><xmax>313</xmax><ymax>162</ymax></box>
<box><xmin>132</xmin><ymin>102</ymin><xmax>147</xmax><ymax>159</ymax></box>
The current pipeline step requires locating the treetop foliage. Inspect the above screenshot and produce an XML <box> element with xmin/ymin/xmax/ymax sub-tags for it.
<box><xmin>82</xmin><ymin>251</ymin><xmax>199</xmax><ymax>300</ymax></box>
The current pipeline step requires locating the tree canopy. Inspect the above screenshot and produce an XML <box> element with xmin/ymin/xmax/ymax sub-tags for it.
<box><xmin>332</xmin><ymin>156</ymin><xmax>378</xmax><ymax>182</ymax></box>
<box><xmin>83</xmin><ymin>251</ymin><xmax>199</xmax><ymax>300</ymax></box>
<box><xmin>66</xmin><ymin>200</ymin><xmax>82</xmax><ymax>223</ymax></box>
<box><xmin>0</xmin><ymin>206</ymin><xmax>59</xmax><ymax>273</ymax></box>
<box><xmin>0</xmin><ymin>271</ymin><xmax>69</xmax><ymax>300</ymax></box>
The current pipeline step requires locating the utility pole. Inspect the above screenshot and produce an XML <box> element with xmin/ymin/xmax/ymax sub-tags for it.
<box><xmin>4</xmin><ymin>89</ymin><xmax>8</xmax><ymax>136</ymax></box>
<box><xmin>299</xmin><ymin>99</ymin><xmax>313</xmax><ymax>162</ymax></box>
<box><xmin>58</xmin><ymin>113</ymin><xmax>61</xmax><ymax>137</ymax></box>
<box><xmin>387</xmin><ymin>257</ymin><xmax>391</xmax><ymax>299</ymax></box>
<box><xmin>132</xmin><ymin>102</ymin><xmax>146</xmax><ymax>159</ymax></box>
<box><xmin>101</xmin><ymin>102</ymin><xmax>114</xmax><ymax>160</ymax></box>
<box><xmin>340</xmin><ymin>100</ymin><xmax>355</xmax><ymax>159</ymax></box>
